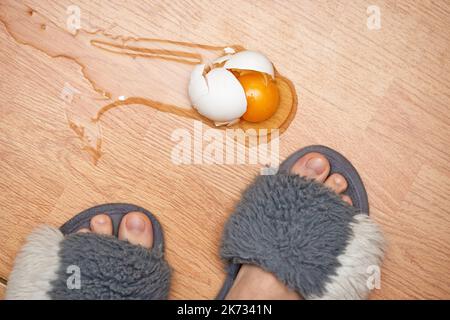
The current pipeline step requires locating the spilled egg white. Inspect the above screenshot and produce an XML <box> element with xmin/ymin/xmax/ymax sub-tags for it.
<box><xmin>188</xmin><ymin>50</ymin><xmax>275</xmax><ymax>125</ymax></box>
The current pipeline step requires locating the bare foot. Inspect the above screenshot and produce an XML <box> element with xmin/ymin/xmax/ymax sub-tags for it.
<box><xmin>77</xmin><ymin>212</ymin><xmax>153</xmax><ymax>249</ymax></box>
<box><xmin>225</xmin><ymin>152</ymin><xmax>352</xmax><ymax>299</ymax></box>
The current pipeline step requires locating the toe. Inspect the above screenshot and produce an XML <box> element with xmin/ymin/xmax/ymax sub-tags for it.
<box><xmin>118</xmin><ymin>212</ymin><xmax>153</xmax><ymax>249</ymax></box>
<box><xmin>90</xmin><ymin>214</ymin><xmax>113</xmax><ymax>235</ymax></box>
<box><xmin>290</xmin><ymin>152</ymin><xmax>330</xmax><ymax>183</ymax></box>
<box><xmin>77</xmin><ymin>228</ymin><xmax>90</xmax><ymax>233</ymax></box>
<box><xmin>341</xmin><ymin>195</ymin><xmax>353</xmax><ymax>206</ymax></box>
<box><xmin>324</xmin><ymin>173</ymin><xmax>348</xmax><ymax>194</ymax></box>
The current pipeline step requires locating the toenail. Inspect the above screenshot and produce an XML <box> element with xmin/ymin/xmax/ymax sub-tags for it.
<box><xmin>306</xmin><ymin>157</ymin><xmax>326</xmax><ymax>174</ymax></box>
<box><xmin>125</xmin><ymin>215</ymin><xmax>146</xmax><ymax>233</ymax></box>
<box><xmin>94</xmin><ymin>215</ymin><xmax>107</xmax><ymax>224</ymax></box>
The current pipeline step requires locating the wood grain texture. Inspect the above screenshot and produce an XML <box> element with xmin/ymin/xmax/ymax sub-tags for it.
<box><xmin>0</xmin><ymin>0</ymin><xmax>449</xmax><ymax>299</ymax></box>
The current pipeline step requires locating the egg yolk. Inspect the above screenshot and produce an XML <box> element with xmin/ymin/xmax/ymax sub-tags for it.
<box><xmin>236</xmin><ymin>71</ymin><xmax>279</xmax><ymax>123</ymax></box>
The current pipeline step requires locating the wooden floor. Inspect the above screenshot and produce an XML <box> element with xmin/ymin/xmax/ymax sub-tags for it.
<box><xmin>0</xmin><ymin>0</ymin><xmax>449</xmax><ymax>300</ymax></box>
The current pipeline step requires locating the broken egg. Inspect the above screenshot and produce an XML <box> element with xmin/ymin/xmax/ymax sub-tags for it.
<box><xmin>188</xmin><ymin>50</ymin><xmax>279</xmax><ymax>125</ymax></box>
<box><xmin>188</xmin><ymin>64</ymin><xmax>247</xmax><ymax>123</ymax></box>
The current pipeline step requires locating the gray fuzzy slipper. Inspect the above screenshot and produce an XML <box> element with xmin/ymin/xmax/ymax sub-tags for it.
<box><xmin>6</xmin><ymin>203</ymin><xmax>171</xmax><ymax>300</ymax></box>
<box><xmin>217</xmin><ymin>145</ymin><xmax>385</xmax><ymax>300</ymax></box>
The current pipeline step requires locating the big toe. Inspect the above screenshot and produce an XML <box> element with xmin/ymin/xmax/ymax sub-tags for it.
<box><xmin>290</xmin><ymin>152</ymin><xmax>330</xmax><ymax>183</ymax></box>
<box><xmin>118</xmin><ymin>212</ymin><xmax>153</xmax><ymax>249</ymax></box>
<box><xmin>90</xmin><ymin>214</ymin><xmax>113</xmax><ymax>235</ymax></box>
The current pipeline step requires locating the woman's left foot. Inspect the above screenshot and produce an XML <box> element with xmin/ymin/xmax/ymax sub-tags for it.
<box><xmin>77</xmin><ymin>211</ymin><xmax>154</xmax><ymax>248</ymax></box>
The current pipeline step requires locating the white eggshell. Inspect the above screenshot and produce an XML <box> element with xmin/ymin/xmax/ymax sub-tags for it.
<box><xmin>223</xmin><ymin>47</ymin><xmax>236</xmax><ymax>54</ymax></box>
<box><xmin>188</xmin><ymin>67</ymin><xmax>247</xmax><ymax>122</ymax></box>
<box><xmin>212</xmin><ymin>54</ymin><xmax>233</xmax><ymax>65</ymax></box>
<box><xmin>224</xmin><ymin>50</ymin><xmax>275</xmax><ymax>78</ymax></box>
<box><xmin>188</xmin><ymin>64</ymin><xmax>209</xmax><ymax>105</ymax></box>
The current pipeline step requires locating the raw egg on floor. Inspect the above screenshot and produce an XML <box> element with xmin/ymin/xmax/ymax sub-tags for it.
<box><xmin>188</xmin><ymin>50</ymin><xmax>281</xmax><ymax>125</ymax></box>
<box><xmin>236</xmin><ymin>71</ymin><xmax>279</xmax><ymax>122</ymax></box>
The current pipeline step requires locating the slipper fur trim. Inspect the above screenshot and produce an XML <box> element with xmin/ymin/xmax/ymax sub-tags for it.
<box><xmin>6</xmin><ymin>226</ymin><xmax>64</xmax><ymax>300</ymax></box>
<box><xmin>48</xmin><ymin>232</ymin><xmax>171</xmax><ymax>300</ymax></box>
<box><xmin>312</xmin><ymin>214</ymin><xmax>385</xmax><ymax>299</ymax></box>
<box><xmin>221</xmin><ymin>174</ymin><xmax>385</xmax><ymax>299</ymax></box>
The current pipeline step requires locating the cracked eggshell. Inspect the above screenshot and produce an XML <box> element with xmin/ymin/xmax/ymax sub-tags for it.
<box><xmin>224</xmin><ymin>50</ymin><xmax>275</xmax><ymax>78</ymax></box>
<box><xmin>188</xmin><ymin>64</ymin><xmax>209</xmax><ymax>105</ymax></box>
<box><xmin>188</xmin><ymin>67</ymin><xmax>247</xmax><ymax>123</ymax></box>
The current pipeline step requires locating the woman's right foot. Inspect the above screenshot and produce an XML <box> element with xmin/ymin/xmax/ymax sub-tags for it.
<box><xmin>77</xmin><ymin>211</ymin><xmax>154</xmax><ymax>249</ymax></box>
<box><xmin>225</xmin><ymin>152</ymin><xmax>352</xmax><ymax>300</ymax></box>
